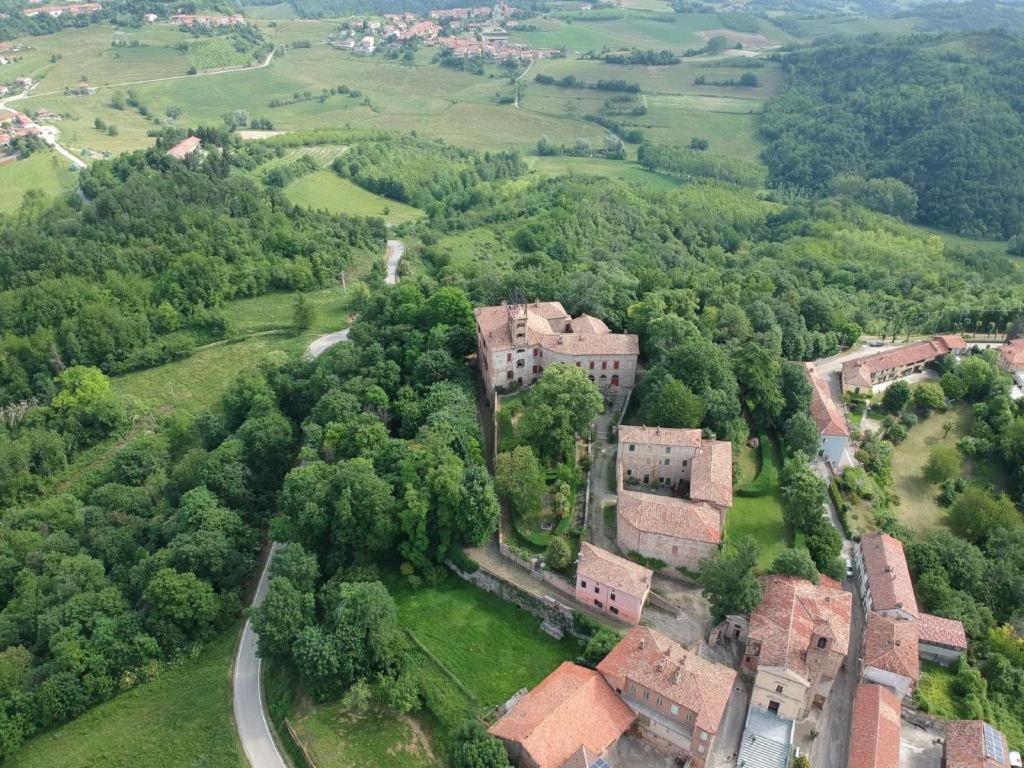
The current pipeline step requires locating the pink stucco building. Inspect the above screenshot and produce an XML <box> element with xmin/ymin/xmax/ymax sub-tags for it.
<box><xmin>574</xmin><ymin>542</ymin><xmax>652</xmax><ymax>624</ymax></box>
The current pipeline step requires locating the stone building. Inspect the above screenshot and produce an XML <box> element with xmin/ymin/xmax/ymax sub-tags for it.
<box><xmin>848</xmin><ymin>683</ymin><xmax>901</xmax><ymax>768</ymax></box>
<box><xmin>860</xmin><ymin>612</ymin><xmax>919</xmax><ymax>701</ymax></box>
<box><xmin>803</xmin><ymin>362</ymin><xmax>849</xmax><ymax>465</ymax></box>
<box><xmin>574</xmin><ymin>542</ymin><xmax>652</xmax><ymax>625</ymax></box>
<box><xmin>615</xmin><ymin>426</ymin><xmax>733</xmax><ymax>571</ymax></box>
<box><xmin>473</xmin><ymin>301</ymin><xmax>638</xmax><ymax>404</ymax></box>
<box><xmin>841</xmin><ymin>335</ymin><xmax>966</xmax><ymax>394</ymax></box>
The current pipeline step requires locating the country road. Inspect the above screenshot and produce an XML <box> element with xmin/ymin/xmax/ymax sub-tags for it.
<box><xmin>233</xmin><ymin>542</ymin><xmax>288</xmax><ymax>768</ymax></box>
<box><xmin>385</xmin><ymin>238</ymin><xmax>404</xmax><ymax>285</ymax></box>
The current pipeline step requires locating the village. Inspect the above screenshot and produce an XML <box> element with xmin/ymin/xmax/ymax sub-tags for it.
<box><xmin>464</xmin><ymin>299</ymin><xmax>1024</xmax><ymax>768</ymax></box>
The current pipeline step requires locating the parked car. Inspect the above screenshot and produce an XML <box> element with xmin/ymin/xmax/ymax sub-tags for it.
<box><xmin>845</xmin><ymin>560</ymin><xmax>854</xmax><ymax>578</ymax></box>
<box><xmin>868</xmin><ymin>339</ymin><xmax>885</xmax><ymax>347</ymax></box>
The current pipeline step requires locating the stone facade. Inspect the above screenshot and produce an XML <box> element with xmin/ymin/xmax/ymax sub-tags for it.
<box><xmin>615</xmin><ymin>512</ymin><xmax>717</xmax><ymax>571</ymax></box>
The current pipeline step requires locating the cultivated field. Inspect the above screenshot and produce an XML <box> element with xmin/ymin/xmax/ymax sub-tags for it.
<box><xmin>9</xmin><ymin>629</ymin><xmax>243</xmax><ymax>768</ymax></box>
<box><xmin>190</xmin><ymin>37</ymin><xmax>254</xmax><ymax>71</ymax></box>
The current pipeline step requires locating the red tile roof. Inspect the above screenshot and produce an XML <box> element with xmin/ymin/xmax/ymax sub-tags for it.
<box><xmin>1001</xmin><ymin>339</ymin><xmax>1024</xmax><ymax>371</ymax></box>
<box><xmin>597</xmin><ymin>626</ymin><xmax>736</xmax><ymax>735</ymax></box>
<box><xmin>804</xmin><ymin>362</ymin><xmax>849</xmax><ymax>437</ymax></box>
<box><xmin>618</xmin><ymin>425</ymin><xmax>702</xmax><ymax>448</ymax></box>
<box><xmin>690</xmin><ymin>439</ymin><xmax>733</xmax><ymax>508</ymax></box>
<box><xmin>842</xmin><ymin>336</ymin><xmax>965</xmax><ymax>390</ymax></box>
<box><xmin>617</xmin><ymin>490</ymin><xmax>722</xmax><ymax>544</ymax></box>
<box><xmin>577</xmin><ymin>542</ymin><xmax>652</xmax><ymax>597</ymax></box>
<box><xmin>945</xmin><ymin>720</ymin><xmax>1010</xmax><ymax>768</ymax></box>
<box><xmin>167</xmin><ymin>135</ymin><xmax>201</xmax><ymax>159</ymax></box>
<box><xmin>488</xmin><ymin>662</ymin><xmax>634</xmax><ymax>768</ymax></box>
<box><xmin>474</xmin><ymin>301</ymin><xmax>638</xmax><ymax>356</ymax></box>
<box><xmin>748</xmin><ymin>575</ymin><xmax>852</xmax><ymax>679</ymax></box>
<box><xmin>849</xmin><ymin>684</ymin><xmax>901</xmax><ymax>768</ymax></box>
<box><xmin>917</xmin><ymin>612</ymin><xmax>967</xmax><ymax>651</ymax></box>
<box><xmin>859</xmin><ymin>533</ymin><xmax>919</xmax><ymax>617</ymax></box>
<box><xmin>862</xmin><ymin>612</ymin><xmax>919</xmax><ymax>681</ymax></box>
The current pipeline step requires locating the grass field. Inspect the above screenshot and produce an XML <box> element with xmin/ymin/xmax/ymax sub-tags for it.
<box><xmin>725</xmin><ymin>437</ymin><xmax>786</xmax><ymax>570</ymax></box>
<box><xmin>0</xmin><ymin>151</ymin><xmax>78</xmax><ymax>213</ymax></box>
<box><xmin>285</xmin><ymin>171</ymin><xmax>425</xmax><ymax>224</ymax></box>
<box><xmin>190</xmin><ymin>38</ymin><xmax>255</xmax><ymax>71</ymax></box>
<box><xmin>527</xmin><ymin>155</ymin><xmax>681</xmax><ymax>190</ymax></box>
<box><xmin>387</xmin><ymin>573</ymin><xmax>578</xmax><ymax>708</ymax></box>
<box><xmin>10</xmin><ymin>629</ymin><xmax>243</xmax><ymax>768</ymax></box>
<box><xmin>890</xmin><ymin>404</ymin><xmax>971</xmax><ymax>535</ymax></box>
<box><xmin>293</xmin><ymin>703</ymin><xmax>439</xmax><ymax>768</ymax></box>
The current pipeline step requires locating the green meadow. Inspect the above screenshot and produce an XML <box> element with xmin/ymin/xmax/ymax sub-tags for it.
<box><xmin>0</xmin><ymin>150</ymin><xmax>78</xmax><ymax>213</ymax></box>
<box><xmin>285</xmin><ymin>171</ymin><xmax>426</xmax><ymax>225</ymax></box>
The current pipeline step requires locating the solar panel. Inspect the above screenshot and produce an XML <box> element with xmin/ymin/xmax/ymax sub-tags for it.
<box><xmin>985</xmin><ymin>723</ymin><xmax>1005</xmax><ymax>763</ymax></box>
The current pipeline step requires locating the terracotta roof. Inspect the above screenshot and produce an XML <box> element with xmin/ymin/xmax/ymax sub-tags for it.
<box><xmin>862</xmin><ymin>612</ymin><xmax>919</xmax><ymax>681</ymax></box>
<box><xmin>474</xmin><ymin>302</ymin><xmax>637</xmax><ymax>357</ymax></box>
<box><xmin>690</xmin><ymin>439</ymin><xmax>733</xmax><ymax>508</ymax></box>
<box><xmin>849</xmin><ymin>684</ymin><xmax>901</xmax><ymax>768</ymax></box>
<box><xmin>577</xmin><ymin>542</ymin><xmax>652</xmax><ymax>598</ymax></box>
<box><xmin>488</xmin><ymin>662</ymin><xmax>634</xmax><ymax>768</ymax></box>
<box><xmin>539</xmin><ymin>332</ymin><xmax>639</xmax><ymax>357</ymax></box>
<box><xmin>572</xmin><ymin>314</ymin><xmax>610</xmax><ymax>334</ymax></box>
<box><xmin>917</xmin><ymin>612</ymin><xmax>967</xmax><ymax>651</ymax></box>
<box><xmin>945</xmin><ymin>720</ymin><xmax>1010</xmax><ymax>768</ymax></box>
<box><xmin>859</xmin><ymin>533</ymin><xmax>918</xmax><ymax>617</ymax></box>
<box><xmin>804</xmin><ymin>363</ymin><xmax>849</xmax><ymax>438</ymax></box>
<box><xmin>842</xmin><ymin>336</ymin><xmax>965</xmax><ymax>389</ymax></box>
<box><xmin>748</xmin><ymin>575</ymin><xmax>852</xmax><ymax>679</ymax></box>
<box><xmin>618</xmin><ymin>425</ymin><xmax>702</xmax><ymax>448</ymax></box>
<box><xmin>1001</xmin><ymin>339</ymin><xmax>1024</xmax><ymax>371</ymax></box>
<box><xmin>597</xmin><ymin>626</ymin><xmax>736</xmax><ymax>735</ymax></box>
<box><xmin>617</xmin><ymin>490</ymin><xmax>722</xmax><ymax>544</ymax></box>
<box><xmin>167</xmin><ymin>135</ymin><xmax>201</xmax><ymax>159</ymax></box>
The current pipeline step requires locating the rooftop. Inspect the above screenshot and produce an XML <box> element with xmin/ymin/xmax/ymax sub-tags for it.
<box><xmin>689</xmin><ymin>439</ymin><xmax>733</xmax><ymax>508</ymax></box>
<box><xmin>1001</xmin><ymin>339</ymin><xmax>1024</xmax><ymax>370</ymax></box>
<box><xmin>917</xmin><ymin>612</ymin><xmax>967</xmax><ymax>651</ymax></box>
<box><xmin>842</xmin><ymin>335</ymin><xmax>965</xmax><ymax>389</ymax></box>
<box><xmin>618</xmin><ymin>425</ymin><xmax>702</xmax><ymax>448</ymax></box>
<box><xmin>597</xmin><ymin>626</ymin><xmax>736</xmax><ymax>735</ymax></box>
<box><xmin>735</xmin><ymin>706</ymin><xmax>793</xmax><ymax>768</ymax></box>
<box><xmin>474</xmin><ymin>301</ymin><xmax>638</xmax><ymax>357</ymax></box>
<box><xmin>166</xmin><ymin>135</ymin><xmax>201</xmax><ymax>160</ymax></box>
<box><xmin>945</xmin><ymin>720</ymin><xmax>1009</xmax><ymax>768</ymax></box>
<box><xmin>488</xmin><ymin>662</ymin><xmax>634</xmax><ymax>768</ymax></box>
<box><xmin>577</xmin><ymin>542</ymin><xmax>652</xmax><ymax>598</ymax></box>
<box><xmin>858</xmin><ymin>533</ymin><xmax>918</xmax><ymax>617</ymax></box>
<box><xmin>848</xmin><ymin>684</ymin><xmax>901</xmax><ymax>768</ymax></box>
<box><xmin>748</xmin><ymin>575</ymin><xmax>852</xmax><ymax>679</ymax></box>
<box><xmin>804</xmin><ymin>362</ymin><xmax>849</xmax><ymax>438</ymax></box>
<box><xmin>862</xmin><ymin>612</ymin><xmax>919</xmax><ymax>681</ymax></box>
<box><xmin>617</xmin><ymin>490</ymin><xmax>722</xmax><ymax>544</ymax></box>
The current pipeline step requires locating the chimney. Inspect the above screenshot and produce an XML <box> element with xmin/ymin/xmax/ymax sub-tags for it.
<box><xmin>638</xmin><ymin>639</ymin><xmax>646</xmax><ymax>650</ymax></box>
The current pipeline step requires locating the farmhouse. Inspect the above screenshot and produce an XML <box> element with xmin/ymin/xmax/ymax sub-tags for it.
<box><xmin>841</xmin><ymin>335</ymin><xmax>966</xmax><ymax>394</ymax></box>
<box><xmin>597</xmin><ymin>626</ymin><xmax>735</xmax><ymax>767</ymax></box>
<box><xmin>848</xmin><ymin>683</ymin><xmax>901</xmax><ymax>768</ymax></box>
<box><xmin>741</xmin><ymin>574</ymin><xmax>852</xmax><ymax>720</ymax></box>
<box><xmin>166</xmin><ymin>135</ymin><xmax>201</xmax><ymax>160</ymax></box>
<box><xmin>803</xmin><ymin>362</ymin><xmax>849</xmax><ymax>465</ymax></box>
<box><xmin>488</xmin><ymin>661</ymin><xmax>635</xmax><ymax>768</ymax></box>
<box><xmin>1000</xmin><ymin>338</ymin><xmax>1024</xmax><ymax>384</ymax></box>
<box><xmin>474</xmin><ymin>301</ymin><xmax>638</xmax><ymax>402</ymax></box>
<box><xmin>944</xmin><ymin>720</ymin><xmax>1010</xmax><ymax>768</ymax></box>
<box><xmin>854</xmin><ymin>532</ymin><xmax>968</xmax><ymax>665</ymax></box>
<box><xmin>860</xmin><ymin>612</ymin><xmax>919</xmax><ymax>700</ymax></box>
<box><xmin>614</xmin><ymin>426</ymin><xmax>732</xmax><ymax>571</ymax></box>
<box><xmin>574</xmin><ymin>542</ymin><xmax>651</xmax><ymax>625</ymax></box>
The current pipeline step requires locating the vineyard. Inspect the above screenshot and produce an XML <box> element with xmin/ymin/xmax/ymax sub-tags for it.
<box><xmin>256</xmin><ymin>145</ymin><xmax>349</xmax><ymax>177</ymax></box>
<box><xmin>189</xmin><ymin>38</ymin><xmax>254</xmax><ymax>70</ymax></box>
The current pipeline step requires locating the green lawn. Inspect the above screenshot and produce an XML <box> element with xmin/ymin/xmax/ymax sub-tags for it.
<box><xmin>890</xmin><ymin>404</ymin><xmax>973</xmax><ymax>535</ymax></box>
<box><xmin>527</xmin><ymin>155</ymin><xmax>681</xmax><ymax>191</ymax></box>
<box><xmin>221</xmin><ymin>288</ymin><xmax>352</xmax><ymax>335</ymax></box>
<box><xmin>285</xmin><ymin>171</ymin><xmax>425</xmax><ymax>225</ymax></box>
<box><xmin>0</xmin><ymin>151</ymin><xmax>79</xmax><ymax>213</ymax></box>
<box><xmin>387</xmin><ymin>573</ymin><xmax>578</xmax><ymax>708</ymax></box>
<box><xmin>726</xmin><ymin>436</ymin><xmax>786</xmax><ymax>570</ymax></box>
<box><xmin>292</xmin><ymin>703</ymin><xmax>439</xmax><ymax>768</ymax></box>
<box><xmin>10</xmin><ymin>629</ymin><xmax>243</xmax><ymax>768</ymax></box>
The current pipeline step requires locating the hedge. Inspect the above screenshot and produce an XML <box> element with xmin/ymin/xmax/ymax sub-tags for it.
<box><xmin>829</xmin><ymin>479</ymin><xmax>853</xmax><ymax>537</ymax></box>
<box><xmin>448</xmin><ymin>549</ymin><xmax>480</xmax><ymax>574</ymax></box>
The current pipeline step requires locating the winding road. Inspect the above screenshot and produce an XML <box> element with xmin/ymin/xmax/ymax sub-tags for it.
<box><xmin>241</xmin><ymin>240</ymin><xmax>402</xmax><ymax>767</ymax></box>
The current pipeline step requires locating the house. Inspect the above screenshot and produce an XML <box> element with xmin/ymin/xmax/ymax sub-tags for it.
<box><xmin>73</xmin><ymin>83</ymin><xmax>96</xmax><ymax>95</ymax></box>
<box><xmin>860</xmin><ymin>612</ymin><xmax>919</xmax><ymax>700</ymax></box>
<box><xmin>741</xmin><ymin>574</ymin><xmax>852</xmax><ymax>720</ymax></box>
<box><xmin>615</xmin><ymin>426</ymin><xmax>732</xmax><ymax>571</ymax></box>
<box><xmin>575</xmin><ymin>542</ymin><xmax>651</xmax><ymax>625</ymax></box>
<box><xmin>803</xmin><ymin>362</ymin><xmax>849</xmax><ymax>465</ymax></box>
<box><xmin>488</xmin><ymin>661</ymin><xmax>635</xmax><ymax>768</ymax></box>
<box><xmin>166</xmin><ymin>135</ymin><xmax>201</xmax><ymax>159</ymax></box>
<box><xmin>841</xmin><ymin>335</ymin><xmax>967</xmax><ymax>394</ymax></box>
<box><xmin>944</xmin><ymin>720</ymin><xmax>1010</xmax><ymax>768</ymax></box>
<box><xmin>143</xmin><ymin>12</ymin><xmax>158</xmax><ymax>21</ymax></box>
<box><xmin>855</xmin><ymin>532</ymin><xmax>968</xmax><ymax>665</ymax></box>
<box><xmin>848</xmin><ymin>684</ymin><xmax>901</xmax><ymax>768</ymax></box>
<box><xmin>1000</xmin><ymin>339</ymin><xmax>1024</xmax><ymax>374</ymax></box>
<box><xmin>356</xmin><ymin>35</ymin><xmax>375</xmax><ymax>53</ymax></box>
<box><xmin>474</xmin><ymin>301</ymin><xmax>638</xmax><ymax>402</ymax></box>
<box><xmin>597</xmin><ymin>626</ymin><xmax>735</xmax><ymax>767</ymax></box>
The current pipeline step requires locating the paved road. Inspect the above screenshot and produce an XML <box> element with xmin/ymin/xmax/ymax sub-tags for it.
<box><xmin>385</xmin><ymin>239</ymin><xmax>404</xmax><ymax>285</ymax></box>
<box><xmin>304</xmin><ymin>328</ymin><xmax>349</xmax><ymax>359</ymax></box>
<box><xmin>234</xmin><ymin>542</ymin><xmax>288</xmax><ymax>768</ymax></box>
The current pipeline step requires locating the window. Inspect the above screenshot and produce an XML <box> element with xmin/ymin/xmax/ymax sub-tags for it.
<box><xmin>533</xmin><ymin>348</ymin><xmax>539</xmax><ymax>357</ymax></box>
<box><xmin>698</xmin><ymin>745</ymin><xmax>705</xmax><ymax>755</ymax></box>
<box><xmin>601</xmin><ymin>361</ymin><xmax>607</xmax><ymax>370</ymax></box>
<box><xmin>682</xmin><ymin>459</ymin><xmax>688</xmax><ymax>467</ymax></box>
<box><xmin>775</xmin><ymin>685</ymin><xmax>784</xmax><ymax>694</ymax></box>
<box><xmin>594</xmin><ymin>586</ymin><xmax>600</xmax><ymax>594</ymax></box>
<box><xmin>656</xmin><ymin>697</ymin><xmax>662</xmax><ymax>707</ymax></box>
<box><xmin>576</xmin><ymin>361</ymin><xmax>581</xmax><ymax>367</ymax></box>
<box><xmin>580</xmin><ymin>580</ymin><xmax>587</xmax><ymax>589</ymax></box>
<box><xmin>686</xmin><ymin>712</ymin><xmax>694</xmax><ymax>722</ymax></box>
<box><xmin>670</xmin><ymin>705</ymin><xmax>679</xmax><ymax>715</ymax></box>
<box><xmin>610</xmin><ymin>606</ymin><xmax>619</xmax><ymax>615</ymax></box>
<box><xmin>610</xmin><ymin>593</ymin><xmax>616</xmax><ymax>601</ymax></box>
<box><xmin>628</xmin><ymin>444</ymin><xmax>635</xmax><ymax>452</ymax></box>
<box><xmin>506</xmin><ymin>353</ymin><xmax>512</xmax><ymax>362</ymax></box>
<box><xmin>643</xmin><ymin>690</ymin><xmax>650</xmax><ymax>700</ymax></box>
<box><xmin>768</xmin><ymin>701</ymin><xmax>780</xmax><ymax>714</ymax></box>
<box><xmin>665</xmin><ymin>447</ymin><xmax>671</xmax><ymax>454</ymax></box>
<box><xmin>817</xmin><ymin>637</ymin><xmax>828</xmax><ymax>650</ymax></box>
<box><xmin>700</xmin><ymin>732</ymin><xmax>708</xmax><ymax>742</ymax></box>
<box><xmin>532</xmin><ymin>365</ymin><xmax>538</xmax><ymax>374</ymax></box>
<box><xmin>613</xmin><ymin>360</ymin><xmax>619</xmax><ymax>370</ymax></box>
<box><xmin>594</xmin><ymin>600</ymin><xmax>602</xmax><ymax>608</ymax></box>
<box><xmin>611</xmin><ymin>375</ymin><xmax>619</xmax><ymax>386</ymax></box>
<box><xmin>663</xmin><ymin>458</ymin><xmax>670</xmax><ymax>466</ymax></box>
<box><xmin>629</xmin><ymin>683</ymin><xmax>637</xmax><ymax>695</ymax></box>
<box><xmin>589</xmin><ymin>361</ymin><xmax>595</xmax><ymax>370</ymax></box>
<box><xmin>506</xmin><ymin>371</ymin><xmax>513</xmax><ymax>380</ymax></box>
<box><xmin>516</xmin><ymin>359</ymin><xmax>525</xmax><ymax>368</ymax></box>
<box><xmin>626</xmin><ymin>469</ymin><xmax>632</xmax><ymax>477</ymax></box>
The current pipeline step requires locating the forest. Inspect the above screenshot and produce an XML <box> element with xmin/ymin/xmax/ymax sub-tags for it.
<box><xmin>761</xmin><ymin>31</ymin><xmax>1024</xmax><ymax>237</ymax></box>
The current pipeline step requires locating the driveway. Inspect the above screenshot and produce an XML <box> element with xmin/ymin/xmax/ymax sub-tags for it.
<box><xmin>304</xmin><ymin>328</ymin><xmax>349</xmax><ymax>359</ymax></box>
<box><xmin>706</xmin><ymin>678</ymin><xmax>753</xmax><ymax>768</ymax></box>
<box><xmin>385</xmin><ymin>239</ymin><xmax>404</xmax><ymax>285</ymax></box>
<box><xmin>901</xmin><ymin>718</ymin><xmax>944</xmax><ymax>768</ymax></box>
